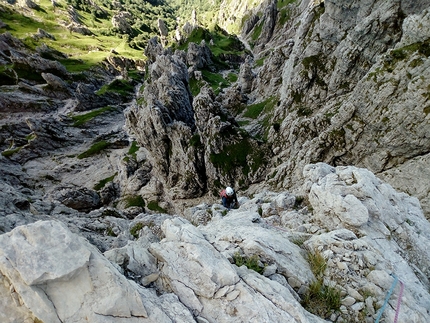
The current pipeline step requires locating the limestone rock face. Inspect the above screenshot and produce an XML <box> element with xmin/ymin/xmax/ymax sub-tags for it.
<box><xmin>49</xmin><ymin>186</ymin><xmax>101</xmax><ymax>212</ymax></box>
<box><xmin>158</xmin><ymin>18</ymin><xmax>168</xmax><ymax>37</ymax></box>
<box><xmin>125</xmin><ymin>45</ymin><xmax>206</xmax><ymax>200</ymax></box>
<box><xmin>111</xmin><ymin>12</ymin><xmax>133</xmax><ymax>33</ymax></box>
<box><xmin>0</xmin><ymin>221</ymin><xmax>148</xmax><ymax>323</ymax></box>
<box><xmin>1</xmin><ymin>164</ymin><xmax>430</xmax><ymax>322</ymax></box>
<box><xmin>239</xmin><ymin>0</ymin><xmax>430</xmax><ymax>218</ymax></box>
<box><xmin>301</xmin><ymin>163</ymin><xmax>430</xmax><ymax>321</ymax></box>
<box><xmin>186</xmin><ymin>41</ymin><xmax>213</xmax><ymax>71</ymax></box>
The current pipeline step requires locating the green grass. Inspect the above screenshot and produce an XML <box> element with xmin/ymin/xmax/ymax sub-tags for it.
<box><xmin>130</xmin><ymin>222</ymin><xmax>144</xmax><ymax>239</ymax></box>
<box><xmin>302</xmin><ymin>280</ymin><xmax>341</xmax><ymax>317</ymax></box>
<box><xmin>201</xmin><ymin>69</ymin><xmax>230</xmax><ymax>94</ymax></box>
<box><xmin>125</xmin><ymin>195</ymin><xmax>145</xmax><ymax>209</ymax></box>
<box><xmin>70</xmin><ymin>106</ymin><xmax>114</xmax><ymax>126</ymax></box>
<box><xmin>96</xmin><ymin>78</ymin><xmax>135</xmax><ymax>97</ymax></box>
<box><xmin>243</xmin><ymin>101</ymin><xmax>266</xmax><ymax>119</ymax></box>
<box><xmin>1</xmin><ymin>147</ymin><xmax>22</xmax><ymax>157</ymax></box>
<box><xmin>0</xmin><ymin>1</ymin><xmax>145</xmax><ymax>73</ymax></box>
<box><xmin>77</xmin><ymin>140</ymin><xmax>110</xmax><ymax>159</ymax></box>
<box><xmin>94</xmin><ymin>173</ymin><xmax>117</xmax><ymax>190</ymax></box>
<box><xmin>233</xmin><ymin>252</ymin><xmax>264</xmax><ymax>274</ymax></box>
<box><xmin>301</xmin><ymin>250</ymin><xmax>341</xmax><ymax>317</ymax></box>
<box><xmin>307</xmin><ymin>250</ymin><xmax>327</xmax><ymax>278</ymax></box>
<box><xmin>128</xmin><ymin>140</ymin><xmax>139</xmax><ymax>155</ymax></box>
<box><xmin>255</xmin><ymin>57</ymin><xmax>266</xmax><ymax>67</ymax></box>
<box><xmin>251</xmin><ymin>22</ymin><xmax>263</xmax><ymax>41</ymax></box>
<box><xmin>147</xmin><ymin>201</ymin><xmax>167</xmax><ymax>213</ymax></box>
<box><xmin>279</xmin><ymin>7</ymin><xmax>292</xmax><ymax>25</ymax></box>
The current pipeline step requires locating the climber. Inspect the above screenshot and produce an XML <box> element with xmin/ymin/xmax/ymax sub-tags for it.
<box><xmin>220</xmin><ymin>186</ymin><xmax>239</xmax><ymax>210</ymax></box>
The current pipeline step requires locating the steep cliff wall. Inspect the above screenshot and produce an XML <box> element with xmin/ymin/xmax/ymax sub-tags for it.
<box><xmin>236</xmin><ymin>0</ymin><xmax>430</xmax><ymax>218</ymax></box>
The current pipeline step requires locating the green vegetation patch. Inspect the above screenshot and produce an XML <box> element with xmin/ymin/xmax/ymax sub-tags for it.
<box><xmin>130</xmin><ymin>222</ymin><xmax>143</xmax><ymax>239</ymax></box>
<box><xmin>128</xmin><ymin>140</ymin><xmax>139</xmax><ymax>155</ymax></box>
<box><xmin>189</xmin><ymin>134</ymin><xmax>202</xmax><ymax>148</ymax></box>
<box><xmin>383</xmin><ymin>39</ymin><xmax>430</xmax><ymax>72</ymax></box>
<box><xmin>278</xmin><ymin>7</ymin><xmax>292</xmax><ymax>25</ymax></box>
<box><xmin>233</xmin><ymin>252</ymin><xmax>264</xmax><ymax>274</ymax></box>
<box><xmin>125</xmin><ymin>195</ymin><xmax>145</xmax><ymax>209</ymax></box>
<box><xmin>255</xmin><ymin>57</ymin><xmax>266</xmax><ymax>67</ymax></box>
<box><xmin>94</xmin><ymin>173</ymin><xmax>117</xmax><ymax>191</ymax></box>
<box><xmin>251</xmin><ymin>21</ymin><xmax>263</xmax><ymax>41</ymax></box>
<box><xmin>147</xmin><ymin>200</ymin><xmax>168</xmax><ymax>213</ymax></box>
<box><xmin>77</xmin><ymin>140</ymin><xmax>110</xmax><ymax>159</ymax></box>
<box><xmin>201</xmin><ymin>70</ymin><xmax>230</xmax><ymax>94</ymax></box>
<box><xmin>96</xmin><ymin>79</ymin><xmax>135</xmax><ymax>97</ymax></box>
<box><xmin>302</xmin><ymin>250</ymin><xmax>341</xmax><ymax>317</ymax></box>
<box><xmin>277</xmin><ymin>0</ymin><xmax>297</xmax><ymax>9</ymax></box>
<box><xmin>71</xmin><ymin>106</ymin><xmax>114</xmax><ymax>126</ymax></box>
<box><xmin>1</xmin><ymin>147</ymin><xmax>22</xmax><ymax>157</ymax></box>
<box><xmin>243</xmin><ymin>96</ymin><xmax>278</xmax><ymax>119</ymax></box>
<box><xmin>243</xmin><ymin>100</ymin><xmax>266</xmax><ymax>119</ymax></box>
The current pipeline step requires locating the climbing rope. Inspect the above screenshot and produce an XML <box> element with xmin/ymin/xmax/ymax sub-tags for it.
<box><xmin>375</xmin><ymin>274</ymin><xmax>403</xmax><ymax>323</ymax></box>
<box><xmin>393</xmin><ymin>280</ymin><xmax>404</xmax><ymax>323</ymax></box>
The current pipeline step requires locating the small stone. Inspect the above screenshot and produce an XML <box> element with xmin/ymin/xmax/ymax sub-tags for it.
<box><xmin>226</xmin><ymin>290</ymin><xmax>240</xmax><ymax>301</ymax></box>
<box><xmin>341</xmin><ymin>296</ymin><xmax>356</xmax><ymax>306</ymax></box>
<box><xmin>351</xmin><ymin>302</ymin><xmax>365</xmax><ymax>311</ymax></box>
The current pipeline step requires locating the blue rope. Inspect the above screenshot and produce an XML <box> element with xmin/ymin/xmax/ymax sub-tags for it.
<box><xmin>375</xmin><ymin>274</ymin><xmax>399</xmax><ymax>323</ymax></box>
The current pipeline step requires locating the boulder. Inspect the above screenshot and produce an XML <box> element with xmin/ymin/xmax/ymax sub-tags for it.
<box><xmin>0</xmin><ymin>221</ymin><xmax>148</xmax><ymax>323</ymax></box>
<box><xmin>49</xmin><ymin>186</ymin><xmax>101</xmax><ymax>212</ymax></box>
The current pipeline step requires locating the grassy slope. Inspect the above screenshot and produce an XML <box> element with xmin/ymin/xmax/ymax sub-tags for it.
<box><xmin>0</xmin><ymin>0</ymin><xmax>151</xmax><ymax>72</ymax></box>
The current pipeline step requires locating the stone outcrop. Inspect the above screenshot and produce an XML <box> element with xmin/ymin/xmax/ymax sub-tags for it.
<box><xmin>112</xmin><ymin>11</ymin><xmax>133</xmax><ymax>33</ymax></box>
<box><xmin>125</xmin><ymin>40</ymin><xmax>206</xmax><ymax>202</ymax></box>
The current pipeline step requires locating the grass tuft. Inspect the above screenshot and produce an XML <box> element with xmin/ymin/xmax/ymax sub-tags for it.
<box><xmin>77</xmin><ymin>140</ymin><xmax>110</xmax><ymax>159</ymax></box>
<box><xmin>233</xmin><ymin>252</ymin><xmax>264</xmax><ymax>274</ymax></box>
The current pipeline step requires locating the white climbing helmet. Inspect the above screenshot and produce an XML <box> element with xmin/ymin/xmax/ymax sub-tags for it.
<box><xmin>226</xmin><ymin>187</ymin><xmax>234</xmax><ymax>196</ymax></box>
